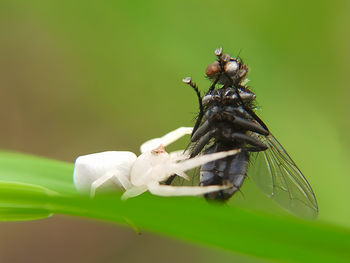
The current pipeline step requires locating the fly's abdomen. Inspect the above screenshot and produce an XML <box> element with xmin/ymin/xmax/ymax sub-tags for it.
<box><xmin>200</xmin><ymin>145</ymin><xmax>249</xmax><ymax>200</ymax></box>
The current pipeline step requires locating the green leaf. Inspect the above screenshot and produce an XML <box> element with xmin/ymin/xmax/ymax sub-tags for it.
<box><xmin>0</xmin><ymin>181</ymin><xmax>53</xmax><ymax>221</ymax></box>
<box><xmin>0</xmin><ymin>151</ymin><xmax>349</xmax><ymax>262</ymax></box>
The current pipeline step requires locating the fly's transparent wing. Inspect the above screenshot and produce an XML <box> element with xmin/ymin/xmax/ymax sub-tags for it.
<box><xmin>249</xmin><ymin>133</ymin><xmax>318</xmax><ymax>218</ymax></box>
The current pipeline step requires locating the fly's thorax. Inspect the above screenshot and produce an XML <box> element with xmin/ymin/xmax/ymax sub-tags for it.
<box><xmin>236</xmin><ymin>87</ymin><xmax>256</xmax><ymax>101</ymax></box>
<box><xmin>202</xmin><ymin>90</ymin><xmax>256</xmax><ymax>127</ymax></box>
<box><xmin>202</xmin><ymin>87</ymin><xmax>256</xmax><ymax>108</ymax></box>
<box><xmin>130</xmin><ymin>147</ymin><xmax>170</xmax><ymax>186</ymax></box>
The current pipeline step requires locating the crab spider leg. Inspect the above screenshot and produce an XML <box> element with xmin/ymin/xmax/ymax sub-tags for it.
<box><xmin>90</xmin><ymin>173</ymin><xmax>115</xmax><ymax>197</ymax></box>
<box><xmin>174</xmin><ymin>171</ymin><xmax>190</xmax><ymax>180</ymax></box>
<box><xmin>140</xmin><ymin>127</ymin><xmax>193</xmax><ymax>153</ymax></box>
<box><xmin>159</xmin><ymin>127</ymin><xmax>193</xmax><ymax>147</ymax></box>
<box><xmin>90</xmin><ymin>171</ymin><xmax>133</xmax><ymax>197</ymax></box>
<box><xmin>165</xmin><ymin>149</ymin><xmax>241</xmax><ymax>174</ymax></box>
<box><xmin>164</xmin><ymin>149</ymin><xmax>240</xmax><ymax>185</ymax></box>
<box><xmin>169</xmin><ymin>150</ymin><xmax>190</xmax><ymax>161</ymax></box>
<box><xmin>112</xmin><ymin>173</ymin><xmax>132</xmax><ymax>189</ymax></box>
<box><xmin>147</xmin><ymin>183</ymin><xmax>233</xmax><ymax>197</ymax></box>
<box><xmin>121</xmin><ymin>186</ymin><xmax>149</xmax><ymax>200</ymax></box>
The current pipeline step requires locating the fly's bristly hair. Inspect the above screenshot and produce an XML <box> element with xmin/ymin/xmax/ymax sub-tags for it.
<box><xmin>179</xmin><ymin>47</ymin><xmax>318</xmax><ymax>218</ymax></box>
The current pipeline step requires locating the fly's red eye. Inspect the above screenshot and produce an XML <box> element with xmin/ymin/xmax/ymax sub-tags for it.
<box><xmin>224</xmin><ymin>61</ymin><xmax>239</xmax><ymax>75</ymax></box>
<box><xmin>205</xmin><ymin>61</ymin><xmax>221</xmax><ymax>77</ymax></box>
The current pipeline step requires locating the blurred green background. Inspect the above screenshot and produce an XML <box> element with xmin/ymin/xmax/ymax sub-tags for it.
<box><xmin>0</xmin><ymin>0</ymin><xmax>349</xmax><ymax>262</ymax></box>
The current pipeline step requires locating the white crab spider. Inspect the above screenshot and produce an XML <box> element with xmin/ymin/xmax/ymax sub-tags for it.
<box><xmin>73</xmin><ymin>127</ymin><xmax>240</xmax><ymax>200</ymax></box>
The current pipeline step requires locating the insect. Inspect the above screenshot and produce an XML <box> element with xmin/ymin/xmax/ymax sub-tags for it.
<box><xmin>73</xmin><ymin>127</ymin><xmax>240</xmax><ymax>200</ymax></box>
<box><xmin>177</xmin><ymin>47</ymin><xmax>318</xmax><ymax>217</ymax></box>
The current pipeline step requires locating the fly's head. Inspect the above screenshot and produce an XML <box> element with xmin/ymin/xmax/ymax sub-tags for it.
<box><xmin>205</xmin><ymin>47</ymin><xmax>248</xmax><ymax>86</ymax></box>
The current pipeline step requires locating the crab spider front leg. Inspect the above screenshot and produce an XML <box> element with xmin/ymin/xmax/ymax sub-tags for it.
<box><xmin>147</xmin><ymin>183</ymin><xmax>232</xmax><ymax>197</ymax></box>
<box><xmin>166</xmin><ymin>149</ymin><xmax>241</xmax><ymax>174</ymax></box>
<box><xmin>140</xmin><ymin>127</ymin><xmax>193</xmax><ymax>153</ymax></box>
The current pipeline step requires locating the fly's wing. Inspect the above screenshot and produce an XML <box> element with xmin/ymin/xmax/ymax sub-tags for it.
<box><xmin>249</xmin><ymin>133</ymin><xmax>318</xmax><ymax>218</ymax></box>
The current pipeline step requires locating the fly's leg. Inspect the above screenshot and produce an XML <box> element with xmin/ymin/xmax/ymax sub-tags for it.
<box><xmin>221</xmin><ymin>132</ymin><xmax>268</xmax><ymax>151</ymax></box>
<box><xmin>234</xmin><ymin>88</ymin><xmax>270</xmax><ymax>133</ymax></box>
<box><xmin>192</xmin><ymin>111</ymin><xmax>269</xmax><ymax>145</ymax></box>
<box><xmin>183</xmin><ymin>77</ymin><xmax>204</xmax><ymax>135</ymax></box>
<box><xmin>232</xmin><ymin>133</ymin><xmax>267</xmax><ymax>150</ymax></box>
<box><xmin>221</xmin><ymin>112</ymin><xmax>269</xmax><ymax>135</ymax></box>
<box><xmin>191</xmin><ymin>120</ymin><xmax>211</xmax><ymax>142</ymax></box>
<box><xmin>190</xmin><ymin>130</ymin><xmax>215</xmax><ymax>157</ymax></box>
<box><xmin>245</xmin><ymin>146</ymin><xmax>269</xmax><ymax>152</ymax></box>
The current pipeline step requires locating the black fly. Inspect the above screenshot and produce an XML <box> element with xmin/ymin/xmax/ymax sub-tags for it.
<box><xmin>179</xmin><ymin>47</ymin><xmax>318</xmax><ymax>218</ymax></box>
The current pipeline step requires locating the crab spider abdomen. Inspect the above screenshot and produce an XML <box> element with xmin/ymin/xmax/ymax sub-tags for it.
<box><xmin>73</xmin><ymin>151</ymin><xmax>137</xmax><ymax>194</ymax></box>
